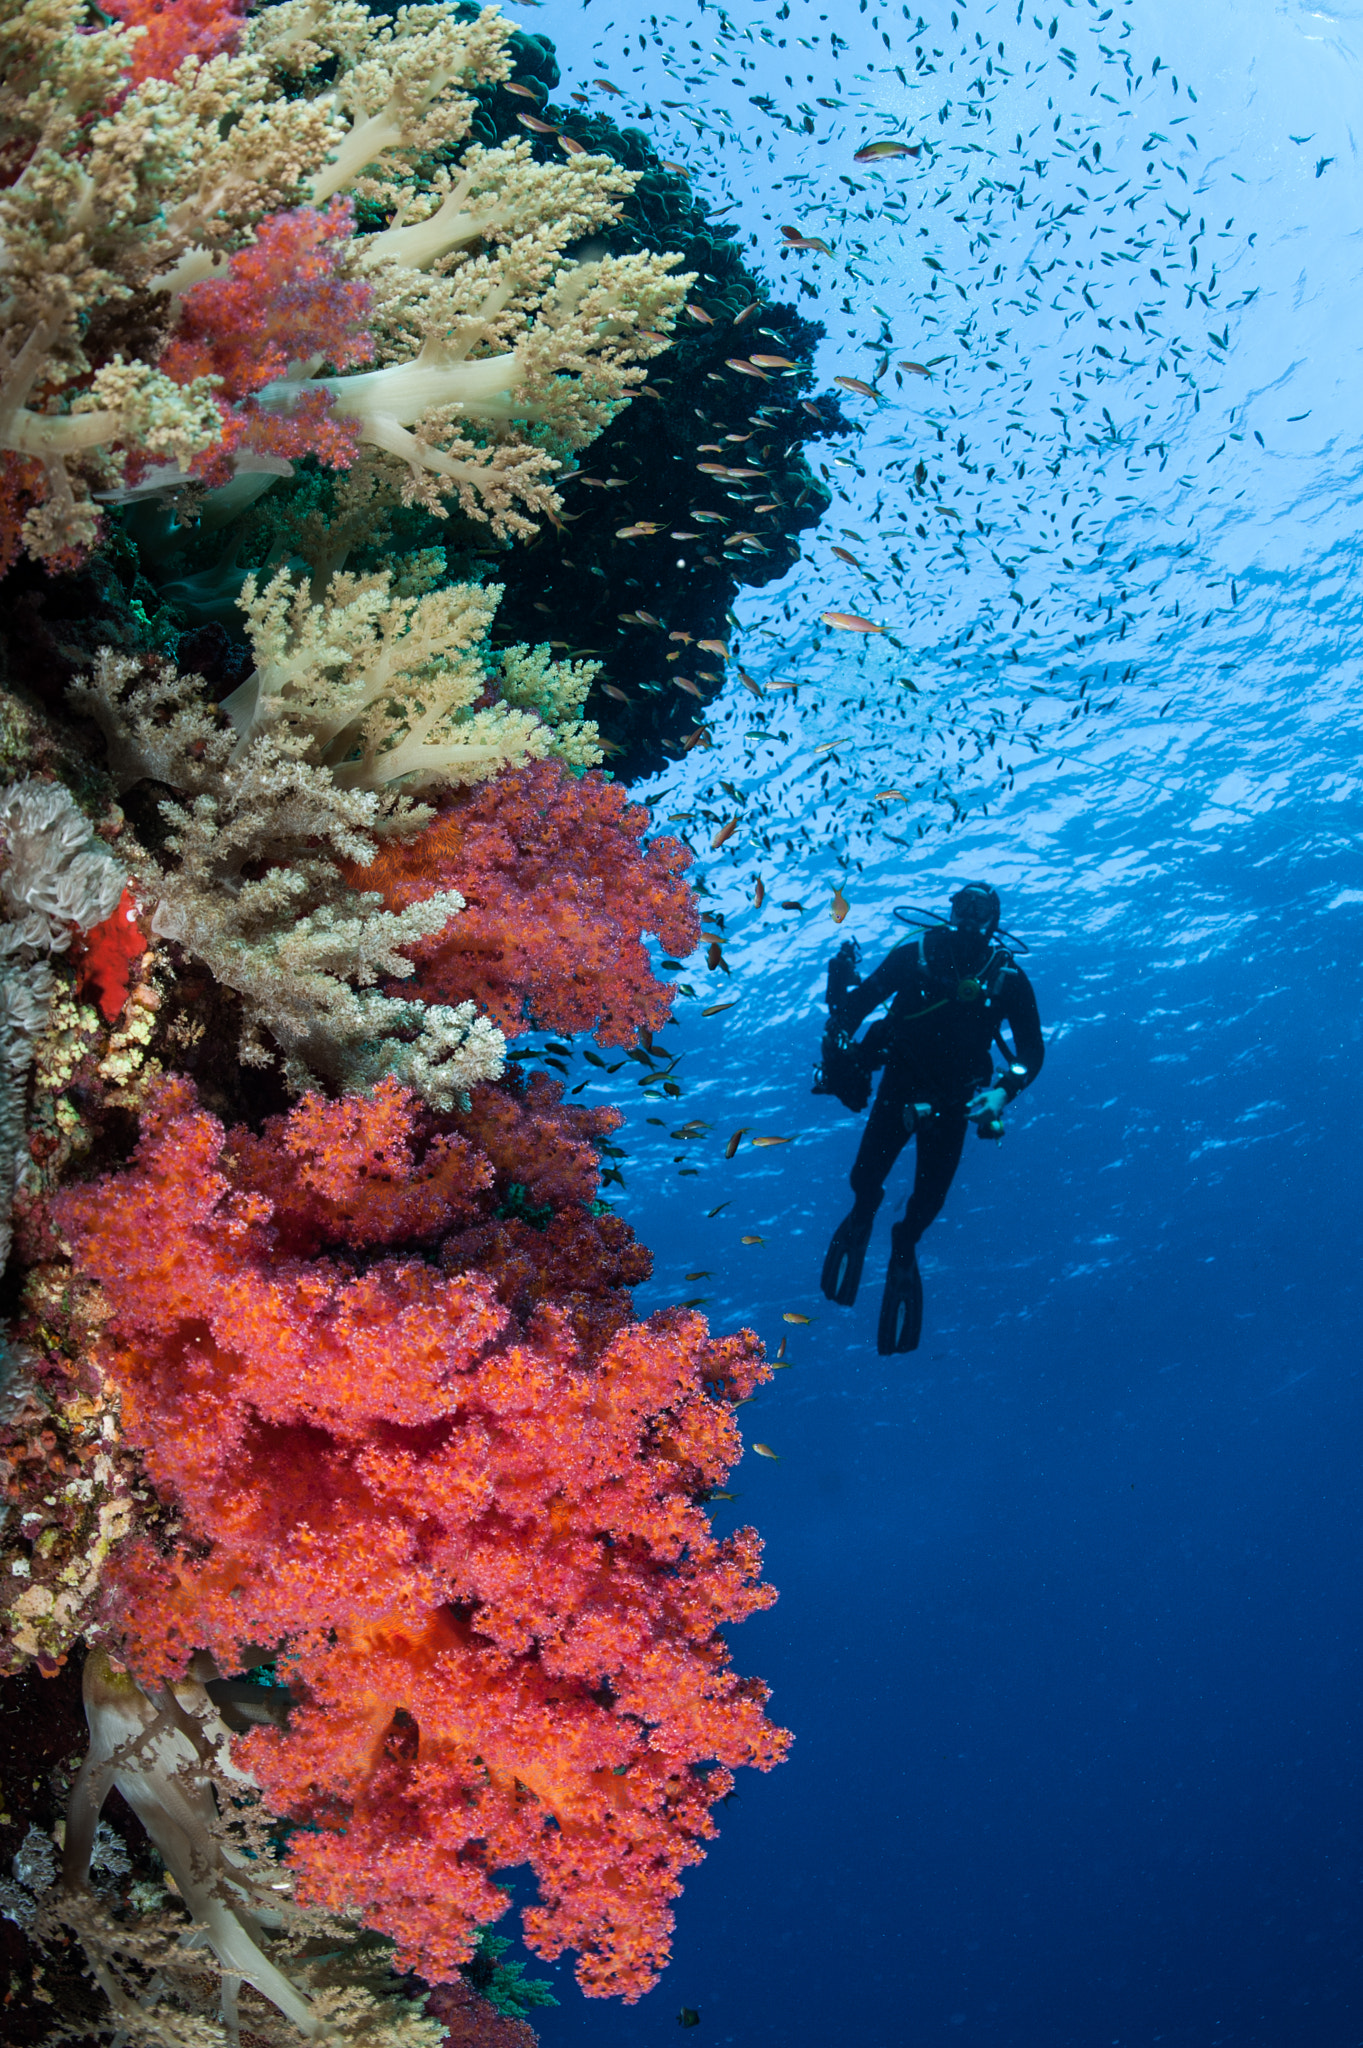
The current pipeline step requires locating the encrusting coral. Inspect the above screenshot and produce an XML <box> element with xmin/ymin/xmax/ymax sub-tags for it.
<box><xmin>52</xmin><ymin>1072</ymin><xmax>790</xmax><ymax>2002</ymax></box>
<box><xmin>0</xmin><ymin>0</ymin><xmax>689</xmax><ymax>569</ymax></box>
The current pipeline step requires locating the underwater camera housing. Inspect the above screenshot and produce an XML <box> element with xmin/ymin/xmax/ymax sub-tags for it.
<box><xmin>812</xmin><ymin>939</ymin><xmax>874</xmax><ymax>1112</ymax></box>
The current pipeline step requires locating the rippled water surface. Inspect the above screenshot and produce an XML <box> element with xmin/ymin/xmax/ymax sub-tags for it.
<box><xmin>525</xmin><ymin>3</ymin><xmax>1363</xmax><ymax>2041</ymax></box>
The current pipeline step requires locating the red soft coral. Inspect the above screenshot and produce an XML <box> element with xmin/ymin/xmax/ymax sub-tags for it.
<box><xmin>106</xmin><ymin>0</ymin><xmax>247</xmax><ymax>85</ymax></box>
<box><xmin>70</xmin><ymin>888</ymin><xmax>148</xmax><ymax>1023</ymax></box>
<box><xmin>350</xmin><ymin>760</ymin><xmax>700</xmax><ymax>1045</ymax></box>
<box><xmin>54</xmin><ymin>1075</ymin><xmax>787</xmax><ymax>2001</ymax></box>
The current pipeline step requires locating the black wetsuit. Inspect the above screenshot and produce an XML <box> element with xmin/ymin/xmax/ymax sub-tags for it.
<box><xmin>838</xmin><ymin>925</ymin><xmax>1045</xmax><ymax>1242</ymax></box>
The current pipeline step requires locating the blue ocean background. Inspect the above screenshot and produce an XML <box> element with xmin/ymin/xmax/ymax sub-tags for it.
<box><xmin>515</xmin><ymin>2</ymin><xmax>1363</xmax><ymax>2040</ymax></box>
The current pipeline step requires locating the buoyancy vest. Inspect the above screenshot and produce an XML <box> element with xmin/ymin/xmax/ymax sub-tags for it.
<box><xmin>868</xmin><ymin>928</ymin><xmax>1017</xmax><ymax>1072</ymax></box>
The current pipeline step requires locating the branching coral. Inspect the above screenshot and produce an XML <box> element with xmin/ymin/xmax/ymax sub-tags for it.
<box><xmin>0</xmin><ymin>0</ymin><xmax>689</xmax><ymax>565</ymax></box>
<box><xmin>52</xmin><ymin>1073</ymin><xmax>789</xmax><ymax>2001</ymax></box>
<box><xmin>350</xmin><ymin>759</ymin><xmax>699</xmax><ymax>1043</ymax></box>
<box><xmin>68</xmin><ymin>649</ymin><xmax>506</xmax><ymax>1102</ymax></box>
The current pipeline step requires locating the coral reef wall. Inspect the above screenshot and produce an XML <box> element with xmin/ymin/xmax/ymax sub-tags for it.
<box><xmin>0</xmin><ymin>4</ymin><xmax>803</xmax><ymax>2042</ymax></box>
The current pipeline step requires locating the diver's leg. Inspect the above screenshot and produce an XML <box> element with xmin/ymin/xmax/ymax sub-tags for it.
<box><xmin>822</xmin><ymin>1077</ymin><xmax>911</xmax><ymax>1306</ymax></box>
<box><xmin>878</xmin><ymin>1114</ymin><xmax>967</xmax><ymax>1356</ymax></box>
<box><xmin>899</xmin><ymin>1113</ymin><xmax>969</xmax><ymax>1245</ymax></box>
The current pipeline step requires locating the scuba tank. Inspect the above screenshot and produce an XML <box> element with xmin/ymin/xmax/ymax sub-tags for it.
<box><xmin>812</xmin><ymin>939</ymin><xmax>874</xmax><ymax>1112</ymax></box>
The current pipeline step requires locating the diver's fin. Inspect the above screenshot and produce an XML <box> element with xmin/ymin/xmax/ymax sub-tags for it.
<box><xmin>821</xmin><ymin>1205</ymin><xmax>876</xmax><ymax>1306</ymax></box>
<box><xmin>876</xmin><ymin>1230</ymin><xmax>923</xmax><ymax>1355</ymax></box>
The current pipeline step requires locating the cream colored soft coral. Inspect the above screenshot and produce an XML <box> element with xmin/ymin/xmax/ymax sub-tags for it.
<box><xmin>0</xmin><ymin>0</ymin><xmax>689</xmax><ymax>561</ymax></box>
<box><xmin>225</xmin><ymin>564</ymin><xmax>603</xmax><ymax>793</ymax></box>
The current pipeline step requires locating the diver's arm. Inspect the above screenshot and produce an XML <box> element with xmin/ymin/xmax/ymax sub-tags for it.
<box><xmin>997</xmin><ymin>969</ymin><xmax>1045</xmax><ymax>1098</ymax></box>
<box><xmin>837</xmin><ymin>946</ymin><xmax>912</xmax><ymax>1033</ymax></box>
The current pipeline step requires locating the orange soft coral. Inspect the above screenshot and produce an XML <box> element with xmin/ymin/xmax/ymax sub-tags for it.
<box><xmin>352</xmin><ymin>760</ymin><xmax>700</xmax><ymax>1045</ymax></box>
<box><xmin>104</xmin><ymin>0</ymin><xmax>248</xmax><ymax>86</ymax></box>
<box><xmin>53</xmin><ymin>1075</ymin><xmax>788</xmax><ymax>2000</ymax></box>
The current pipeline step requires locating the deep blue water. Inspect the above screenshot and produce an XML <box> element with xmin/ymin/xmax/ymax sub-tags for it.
<box><xmin>517</xmin><ymin>2</ymin><xmax>1363</xmax><ymax>2041</ymax></box>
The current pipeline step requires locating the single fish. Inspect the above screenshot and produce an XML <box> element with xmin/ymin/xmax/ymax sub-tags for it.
<box><xmin>675</xmin><ymin>676</ymin><xmax>704</xmax><ymax>699</ymax></box>
<box><xmin>738</xmin><ymin>669</ymin><xmax>763</xmax><ymax>696</ymax></box>
<box><xmin>733</xmin><ymin>301</ymin><xmax>765</xmax><ymax>324</ymax></box>
<box><xmin>834</xmin><ymin>375</ymin><xmax>881</xmax><ymax>399</ymax></box>
<box><xmin>697</xmin><ymin>638</ymin><xmax>729</xmax><ymax>657</ymax></box>
<box><xmin>752</xmin><ymin>1443</ymin><xmax>781</xmax><ymax>1460</ymax></box>
<box><xmin>875</xmin><ymin>788</ymin><xmax>907</xmax><ymax>800</ymax></box>
<box><xmin>741</xmin><ymin>1234</ymin><xmax>764</xmax><ymax>1245</ymax></box>
<box><xmin>685</xmin><ymin>305</ymin><xmax>716</xmax><ymax>324</ymax></box>
<box><xmin>899</xmin><ymin>360</ymin><xmax>932</xmax><ymax>376</ymax></box>
<box><xmin>854</xmin><ymin>139</ymin><xmax>921</xmax><ymax>161</ymax></box>
<box><xmin>752</xmin><ymin>1135</ymin><xmax>792</xmax><ymax>1149</ymax></box>
<box><xmin>753</xmin><ymin>877</ymin><xmax>766</xmax><ymax>907</ymax></box>
<box><xmin>517</xmin><ymin>112</ymin><xmax>558</xmax><ymax>134</ymax></box>
<box><xmin>782</xmin><ymin>1311</ymin><xmax>814</xmax><ymax>1324</ymax></box>
<box><xmin>820</xmin><ymin>610</ymin><xmax>885</xmax><ymax>633</ymax></box>
<box><xmin>502</xmin><ymin>81</ymin><xmax>543</xmax><ymax>100</ymax></box>
<box><xmin>600</xmin><ymin>683</ymin><xmax>630</xmax><ymax>702</ymax></box>
<box><xmin>724</xmin><ymin>1129</ymin><xmax>748</xmax><ymax>1159</ymax></box>
<box><xmin>831</xmin><ymin>545</ymin><xmax>861</xmax><ymax>566</ymax></box>
<box><xmin>725</xmin><ymin>358</ymin><xmax>770</xmax><ymax>379</ymax></box>
<box><xmin>831</xmin><ymin>889</ymin><xmax>850</xmax><ymax>923</ymax></box>
<box><xmin>748</xmin><ymin>353</ymin><xmax>798</xmax><ymax>369</ymax></box>
<box><xmin>702</xmin><ymin>1001</ymin><xmax>737</xmax><ymax>1016</ymax></box>
<box><xmin>594</xmin><ymin>77</ymin><xmax>623</xmax><ymax>92</ymax></box>
<box><xmin>707</xmin><ymin>1201</ymin><xmax>732</xmax><ymax>1217</ymax></box>
<box><xmin>558</xmin><ymin>135</ymin><xmax>586</xmax><ymax>156</ymax></box>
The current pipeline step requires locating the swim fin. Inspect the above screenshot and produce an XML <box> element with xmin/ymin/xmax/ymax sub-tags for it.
<box><xmin>821</xmin><ymin>1203</ymin><xmax>878</xmax><ymax>1306</ymax></box>
<box><xmin>876</xmin><ymin>1226</ymin><xmax>923</xmax><ymax>1355</ymax></box>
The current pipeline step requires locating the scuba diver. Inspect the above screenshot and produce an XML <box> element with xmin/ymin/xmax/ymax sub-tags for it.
<box><xmin>813</xmin><ymin>882</ymin><xmax>1044</xmax><ymax>1355</ymax></box>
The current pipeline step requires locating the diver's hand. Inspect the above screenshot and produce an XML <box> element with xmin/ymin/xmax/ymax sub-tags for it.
<box><xmin>966</xmin><ymin>1085</ymin><xmax>1008</xmax><ymax>1127</ymax></box>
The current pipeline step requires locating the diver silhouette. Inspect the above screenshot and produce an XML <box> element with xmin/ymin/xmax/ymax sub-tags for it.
<box><xmin>814</xmin><ymin>883</ymin><xmax>1045</xmax><ymax>1354</ymax></box>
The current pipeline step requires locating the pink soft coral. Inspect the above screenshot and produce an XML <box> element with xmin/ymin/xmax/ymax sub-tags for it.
<box><xmin>160</xmin><ymin>201</ymin><xmax>374</xmax><ymax>402</ymax></box>
<box><xmin>351</xmin><ymin>760</ymin><xmax>700</xmax><ymax>1045</ymax></box>
<box><xmin>54</xmin><ymin>1075</ymin><xmax>787</xmax><ymax>2001</ymax></box>
<box><xmin>155</xmin><ymin>199</ymin><xmax>374</xmax><ymax>487</ymax></box>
